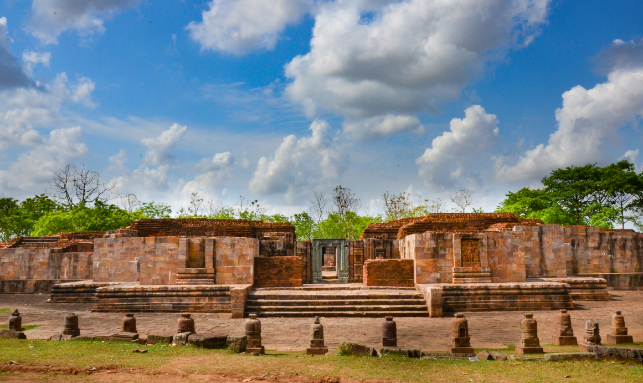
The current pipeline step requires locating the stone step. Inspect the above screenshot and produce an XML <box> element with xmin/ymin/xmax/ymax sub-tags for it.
<box><xmin>248</xmin><ymin>293</ymin><xmax>424</xmax><ymax>300</ymax></box>
<box><xmin>246</xmin><ymin>304</ymin><xmax>429</xmax><ymax>312</ymax></box>
<box><xmin>248</xmin><ymin>310</ymin><xmax>430</xmax><ymax>318</ymax></box>
<box><xmin>246</xmin><ymin>299</ymin><xmax>426</xmax><ymax>306</ymax></box>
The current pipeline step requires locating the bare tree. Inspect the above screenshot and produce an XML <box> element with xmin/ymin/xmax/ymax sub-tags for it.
<box><xmin>332</xmin><ymin>185</ymin><xmax>361</xmax><ymax>217</ymax></box>
<box><xmin>382</xmin><ymin>191</ymin><xmax>413</xmax><ymax>220</ymax></box>
<box><xmin>49</xmin><ymin>165</ymin><xmax>115</xmax><ymax>208</ymax></box>
<box><xmin>119</xmin><ymin>194</ymin><xmax>140</xmax><ymax>213</ymax></box>
<box><xmin>450</xmin><ymin>189</ymin><xmax>476</xmax><ymax>213</ymax></box>
<box><xmin>206</xmin><ymin>199</ymin><xmax>220</xmax><ymax>216</ymax></box>
<box><xmin>309</xmin><ymin>190</ymin><xmax>328</xmax><ymax>224</ymax></box>
<box><xmin>188</xmin><ymin>192</ymin><xmax>204</xmax><ymax>216</ymax></box>
<box><xmin>424</xmin><ymin>198</ymin><xmax>446</xmax><ymax>214</ymax></box>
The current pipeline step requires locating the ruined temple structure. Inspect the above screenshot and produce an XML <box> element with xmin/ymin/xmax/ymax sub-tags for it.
<box><xmin>1</xmin><ymin>214</ymin><xmax>643</xmax><ymax>317</ymax></box>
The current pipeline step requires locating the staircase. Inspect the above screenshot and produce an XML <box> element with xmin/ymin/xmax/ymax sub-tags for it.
<box><xmin>17</xmin><ymin>237</ymin><xmax>60</xmax><ymax>247</ymax></box>
<box><xmin>245</xmin><ymin>286</ymin><xmax>429</xmax><ymax>317</ymax></box>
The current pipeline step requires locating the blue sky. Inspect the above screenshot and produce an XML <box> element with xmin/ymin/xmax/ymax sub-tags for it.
<box><xmin>0</xmin><ymin>0</ymin><xmax>642</xmax><ymax>216</ymax></box>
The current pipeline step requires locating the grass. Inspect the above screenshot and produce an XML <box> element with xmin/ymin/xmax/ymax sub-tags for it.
<box><xmin>0</xmin><ymin>309</ymin><xmax>10</xmax><ymax>313</ymax></box>
<box><xmin>0</xmin><ymin>324</ymin><xmax>40</xmax><ymax>331</ymax></box>
<box><xmin>0</xmin><ymin>340</ymin><xmax>642</xmax><ymax>383</ymax></box>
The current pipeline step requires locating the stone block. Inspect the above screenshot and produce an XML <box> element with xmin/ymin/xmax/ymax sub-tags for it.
<box><xmin>0</xmin><ymin>330</ymin><xmax>26</xmax><ymax>339</ymax></box>
<box><xmin>477</xmin><ymin>350</ymin><xmax>508</xmax><ymax>361</ymax></box>
<box><xmin>109</xmin><ymin>332</ymin><xmax>139</xmax><ymax>342</ymax></box>
<box><xmin>448</xmin><ymin>346</ymin><xmax>474</xmax><ymax>354</ymax></box>
<box><xmin>552</xmin><ymin>336</ymin><xmax>578</xmax><ymax>346</ymax></box>
<box><xmin>173</xmin><ymin>332</ymin><xmax>192</xmax><ymax>345</ymax></box>
<box><xmin>226</xmin><ymin>336</ymin><xmax>247</xmax><ymax>353</ymax></box>
<box><xmin>606</xmin><ymin>334</ymin><xmax>634</xmax><ymax>344</ymax></box>
<box><xmin>515</xmin><ymin>346</ymin><xmax>543</xmax><ymax>355</ymax></box>
<box><xmin>188</xmin><ymin>333</ymin><xmax>228</xmax><ymax>349</ymax></box>
<box><xmin>544</xmin><ymin>353</ymin><xmax>598</xmax><ymax>361</ymax></box>
<box><xmin>306</xmin><ymin>347</ymin><xmax>329</xmax><ymax>355</ymax></box>
<box><xmin>147</xmin><ymin>334</ymin><xmax>173</xmax><ymax>344</ymax></box>
<box><xmin>338</xmin><ymin>341</ymin><xmax>378</xmax><ymax>356</ymax></box>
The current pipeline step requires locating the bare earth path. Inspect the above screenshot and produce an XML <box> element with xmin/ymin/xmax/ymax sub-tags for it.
<box><xmin>1</xmin><ymin>291</ymin><xmax>642</xmax><ymax>351</ymax></box>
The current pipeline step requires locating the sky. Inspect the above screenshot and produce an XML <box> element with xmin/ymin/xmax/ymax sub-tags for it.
<box><xmin>0</xmin><ymin>0</ymin><xmax>642</xmax><ymax>217</ymax></box>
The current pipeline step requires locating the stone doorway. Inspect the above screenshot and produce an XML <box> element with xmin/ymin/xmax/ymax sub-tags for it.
<box><xmin>312</xmin><ymin>239</ymin><xmax>348</xmax><ymax>283</ymax></box>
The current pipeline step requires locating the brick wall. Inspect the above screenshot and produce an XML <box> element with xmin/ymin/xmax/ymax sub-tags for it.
<box><xmin>94</xmin><ymin>237</ymin><xmax>146</xmax><ymax>282</ymax></box>
<box><xmin>215</xmin><ymin>237</ymin><xmax>258</xmax><ymax>284</ymax></box>
<box><xmin>405</xmin><ymin>233</ymin><xmax>454</xmax><ymax>283</ymax></box>
<box><xmin>363</xmin><ymin>259</ymin><xmax>414</xmax><ymax>287</ymax></box>
<box><xmin>254</xmin><ymin>256</ymin><xmax>303</xmax><ymax>287</ymax></box>
<box><xmin>0</xmin><ymin>248</ymin><xmax>92</xmax><ymax>281</ymax></box>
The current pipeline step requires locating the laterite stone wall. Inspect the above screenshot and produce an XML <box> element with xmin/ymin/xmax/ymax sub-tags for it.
<box><xmin>254</xmin><ymin>256</ymin><xmax>303</xmax><ymax>287</ymax></box>
<box><xmin>363</xmin><ymin>259</ymin><xmax>414</xmax><ymax>287</ymax></box>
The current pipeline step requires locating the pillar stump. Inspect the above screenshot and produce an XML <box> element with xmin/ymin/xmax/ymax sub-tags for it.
<box><xmin>515</xmin><ymin>313</ymin><xmax>543</xmax><ymax>354</ymax></box>
<box><xmin>448</xmin><ymin>314</ymin><xmax>474</xmax><ymax>354</ymax></box>
<box><xmin>552</xmin><ymin>309</ymin><xmax>577</xmax><ymax>346</ymax></box>
<box><xmin>606</xmin><ymin>311</ymin><xmax>633</xmax><ymax>344</ymax></box>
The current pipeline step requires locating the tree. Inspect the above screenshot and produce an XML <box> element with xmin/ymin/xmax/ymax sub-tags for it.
<box><xmin>32</xmin><ymin>202</ymin><xmax>142</xmax><ymax>236</ymax></box>
<box><xmin>137</xmin><ymin>202</ymin><xmax>172</xmax><ymax>219</ymax></box>
<box><xmin>382</xmin><ymin>191</ymin><xmax>413</xmax><ymax>221</ymax></box>
<box><xmin>49</xmin><ymin>165</ymin><xmax>115</xmax><ymax>209</ymax></box>
<box><xmin>290</xmin><ymin>212</ymin><xmax>315</xmax><ymax>240</ymax></box>
<box><xmin>600</xmin><ymin>161</ymin><xmax>643</xmax><ymax>229</ymax></box>
<box><xmin>309</xmin><ymin>191</ymin><xmax>328</xmax><ymax>224</ymax></box>
<box><xmin>542</xmin><ymin>163</ymin><xmax>600</xmax><ymax>225</ymax></box>
<box><xmin>332</xmin><ymin>185</ymin><xmax>361</xmax><ymax>217</ymax></box>
<box><xmin>0</xmin><ymin>195</ymin><xmax>60</xmax><ymax>240</ymax></box>
<box><xmin>188</xmin><ymin>192</ymin><xmax>204</xmax><ymax>216</ymax></box>
<box><xmin>450</xmin><ymin>189</ymin><xmax>475</xmax><ymax>213</ymax></box>
<box><xmin>119</xmin><ymin>194</ymin><xmax>140</xmax><ymax>213</ymax></box>
<box><xmin>236</xmin><ymin>196</ymin><xmax>266</xmax><ymax>221</ymax></box>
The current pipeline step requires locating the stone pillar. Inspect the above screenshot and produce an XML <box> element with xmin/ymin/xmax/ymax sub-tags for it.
<box><xmin>448</xmin><ymin>313</ymin><xmax>474</xmax><ymax>354</ymax></box>
<box><xmin>8</xmin><ymin>310</ymin><xmax>22</xmax><ymax>332</ymax></box>
<box><xmin>382</xmin><ymin>316</ymin><xmax>397</xmax><ymax>347</ymax></box>
<box><xmin>579</xmin><ymin>319</ymin><xmax>601</xmax><ymax>352</ymax></box>
<box><xmin>177</xmin><ymin>313</ymin><xmax>195</xmax><ymax>334</ymax></box>
<box><xmin>306</xmin><ymin>316</ymin><xmax>328</xmax><ymax>355</ymax></box>
<box><xmin>245</xmin><ymin>314</ymin><xmax>265</xmax><ymax>354</ymax></box>
<box><xmin>515</xmin><ymin>313</ymin><xmax>543</xmax><ymax>354</ymax></box>
<box><xmin>552</xmin><ymin>309</ymin><xmax>577</xmax><ymax>345</ymax></box>
<box><xmin>606</xmin><ymin>311</ymin><xmax>633</xmax><ymax>344</ymax></box>
<box><xmin>122</xmin><ymin>313</ymin><xmax>137</xmax><ymax>333</ymax></box>
<box><xmin>63</xmin><ymin>313</ymin><xmax>80</xmax><ymax>337</ymax></box>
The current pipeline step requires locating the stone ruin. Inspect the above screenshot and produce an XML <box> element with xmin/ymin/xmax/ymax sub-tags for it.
<box><xmin>579</xmin><ymin>319</ymin><xmax>602</xmax><ymax>352</ymax></box>
<box><xmin>1</xmin><ymin>212</ymin><xmax>642</xmax><ymax>316</ymax></box>
<box><xmin>245</xmin><ymin>314</ymin><xmax>264</xmax><ymax>354</ymax></box>
<box><xmin>447</xmin><ymin>313</ymin><xmax>474</xmax><ymax>354</ymax></box>
<box><xmin>382</xmin><ymin>316</ymin><xmax>397</xmax><ymax>347</ymax></box>
<box><xmin>552</xmin><ymin>309</ymin><xmax>577</xmax><ymax>346</ymax></box>
<box><xmin>306</xmin><ymin>316</ymin><xmax>328</xmax><ymax>355</ymax></box>
<box><xmin>606</xmin><ymin>311</ymin><xmax>633</xmax><ymax>344</ymax></box>
<box><xmin>515</xmin><ymin>313</ymin><xmax>543</xmax><ymax>354</ymax></box>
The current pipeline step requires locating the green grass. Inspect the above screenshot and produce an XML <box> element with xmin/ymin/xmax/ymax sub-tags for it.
<box><xmin>0</xmin><ymin>308</ymin><xmax>10</xmax><ymax>313</ymax></box>
<box><xmin>0</xmin><ymin>324</ymin><xmax>40</xmax><ymax>331</ymax></box>
<box><xmin>0</xmin><ymin>340</ymin><xmax>642</xmax><ymax>383</ymax></box>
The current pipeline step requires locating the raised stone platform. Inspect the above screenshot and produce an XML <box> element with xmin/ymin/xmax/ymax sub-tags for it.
<box><xmin>421</xmin><ymin>282</ymin><xmax>575</xmax><ymax>314</ymax></box>
<box><xmin>50</xmin><ymin>281</ymin><xmax>123</xmax><ymax>302</ymax></box>
<box><xmin>91</xmin><ymin>284</ymin><xmax>251</xmax><ymax>316</ymax></box>
<box><xmin>538</xmin><ymin>277</ymin><xmax>611</xmax><ymax>301</ymax></box>
<box><xmin>1</xmin><ymin>279</ymin><xmax>81</xmax><ymax>294</ymax></box>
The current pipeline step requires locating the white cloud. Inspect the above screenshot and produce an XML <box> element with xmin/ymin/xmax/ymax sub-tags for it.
<box><xmin>28</xmin><ymin>0</ymin><xmax>140</xmax><ymax>44</ymax></box>
<box><xmin>343</xmin><ymin>114</ymin><xmax>424</xmax><ymax>141</ymax></box>
<box><xmin>593</xmin><ymin>38</ymin><xmax>643</xmax><ymax>75</ymax></box>
<box><xmin>0</xmin><ymin>17</ymin><xmax>36</xmax><ymax>89</ymax></box>
<box><xmin>182</xmin><ymin>152</ymin><xmax>235</xmax><ymax>195</ymax></box>
<box><xmin>496</xmin><ymin>65</ymin><xmax>643</xmax><ymax>182</ymax></box>
<box><xmin>186</xmin><ymin>0</ymin><xmax>313</xmax><ymax>54</ymax></box>
<box><xmin>417</xmin><ymin>105</ymin><xmax>500</xmax><ymax>189</ymax></box>
<box><xmin>22</xmin><ymin>51</ymin><xmax>51</xmax><ymax>75</ymax></box>
<box><xmin>108</xmin><ymin>149</ymin><xmax>127</xmax><ymax>172</ymax></box>
<box><xmin>249</xmin><ymin>119</ymin><xmax>347</xmax><ymax>203</ymax></box>
<box><xmin>285</xmin><ymin>0</ymin><xmax>550</xmax><ymax>122</ymax></box>
<box><xmin>622</xmin><ymin>149</ymin><xmax>640</xmax><ymax>172</ymax></box>
<box><xmin>140</xmin><ymin>123</ymin><xmax>187</xmax><ymax>166</ymax></box>
<box><xmin>0</xmin><ymin>72</ymin><xmax>96</xmax><ymax>151</ymax></box>
<box><xmin>0</xmin><ymin>127</ymin><xmax>87</xmax><ymax>196</ymax></box>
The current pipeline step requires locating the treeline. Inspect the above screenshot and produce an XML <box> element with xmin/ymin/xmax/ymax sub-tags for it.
<box><xmin>2</xmin><ymin>161</ymin><xmax>642</xmax><ymax>241</ymax></box>
<box><xmin>496</xmin><ymin>161</ymin><xmax>643</xmax><ymax>230</ymax></box>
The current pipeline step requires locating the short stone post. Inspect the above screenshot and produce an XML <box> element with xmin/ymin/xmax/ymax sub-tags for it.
<box><xmin>245</xmin><ymin>314</ymin><xmax>265</xmax><ymax>354</ymax></box>
<box><xmin>8</xmin><ymin>310</ymin><xmax>22</xmax><ymax>332</ymax></box>
<box><xmin>109</xmin><ymin>313</ymin><xmax>139</xmax><ymax>341</ymax></box>
<box><xmin>306</xmin><ymin>316</ymin><xmax>328</xmax><ymax>355</ymax></box>
<box><xmin>515</xmin><ymin>313</ymin><xmax>543</xmax><ymax>354</ymax></box>
<box><xmin>448</xmin><ymin>313</ymin><xmax>474</xmax><ymax>354</ymax></box>
<box><xmin>177</xmin><ymin>313</ymin><xmax>195</xmax><ymax>333</ymax></box>
<box><xmin>123</xmin><ymin>313</ymin><xmax>137</xmax><ymax>333</ymax></box>
<box><xmin>606</xmin><ymin>311</ymin><xmax>633</xmax><ymax>344</ymax></box>
<box><xmin>579</xmin><ymin>319</ymin><xmax>601</xmax><ymax>352</ymax></box>
<box><xmin>62</xmin><ymin>313</ymin><xmax>80</xmax><ymax>337</ymax></box>
<box><xmin>382</xmin><ymin>316</ymin><xmax>397</xmax><ymax>347</ymax></box>
<box><xmin>552</xmin><ymin>309</ymin><xmax>577</xmax><ymax>345</ymax></box>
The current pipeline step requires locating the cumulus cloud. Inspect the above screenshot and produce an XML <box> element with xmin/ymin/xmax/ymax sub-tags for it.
<box><xmin>417</xmin><ymin>105</ymin><xmax>500</xmax><ymax>188</ymax></box>
<box><xmin>182</xmin><ymin>152</ymin><xmax>235</xmax><ymax>195</ymax></box>
<box><xmin>0</xmin><ymin>18</ymin><xmax>36</xmax><ymax>89</ymax></box>
<box><xmin>140</xmin><ymin>123</ymin><xmax>187</xmax><ymax>166</ymax></box>
<box><xmin>28</xmin><ymin>0</ymin><xmax>140</xmax><ymax>44</ymax></box>
<box><xmin>187</xmin><ymin>0</ymin><xmax>313</xmax><ymax>54</ymax></box>
<box><xmin>0</xmin><ymin>72</ymin><xmax>97</xmax><ymax>151</ymax></box>
<box><xmin>0</xmin><ymin>127</ymin><xmax>87</xmax><ymax>196</ymax></box>
<box><xmin>285</xmin><ymin>0</ymin><xmax>550</xmax><ymax>122</ymax></box>
<box><xmin>343</xmin><ymin>114</ymin><xmax>424</xmax><ymax>141</ymax></box>
<box><xmin>593</xmin><ymin>38</ymin><xmax>643</xmax><ymax>75</ymax></box>
<box><xmin>496</xmin><ymin>41</ymin><xmax>643</xmax><ymax>182</ymax></box>
<box><xmin>22</xmin><ymin>50</ymin><xmax>52</xmax><ymax>76</ymax></box>
<box><xmin>249</xmin><ymin>120</ymin><xmax>347</xmax><ymax>203</ymax></box>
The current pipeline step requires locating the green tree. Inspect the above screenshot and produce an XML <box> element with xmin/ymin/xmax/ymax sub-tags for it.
<box><xmin>32</xmin><ymin>202</ymin><xmax>143</xmax><ymax>236</ymax></box>
<box><xmin>290</xmin><ymin>212</ymin><xmax>315</xmax><ymax>240</ymax></box>
<box><xmin>137</xmin><ymin>202</ymin><xmax>172</xmax><ymax>218</ymax></box>
<box><xmin>0</xmin><ymin>198</ymin><xmax>20</xmax><ymax>241</ymax></box>
<box><xmin>541</xmin><ymin>163</ymin><xmax>601</xmax><ymax>225</ymax></box>
<box><xmin>600</xmin><ymin>161</ymin><xmax>643</xmax><ymax>229</ymax></box>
